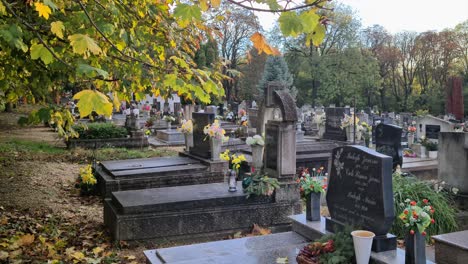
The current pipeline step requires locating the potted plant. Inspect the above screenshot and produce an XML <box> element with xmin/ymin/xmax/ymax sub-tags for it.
<box><xmin>203</xmin><ymin>120</ymin><xmax>228</xmax><ymax>161</ymax></box>
<box><xmin>407</xmin><ymin>124</ymin><xmax>417</xmax><ymax>146</ymax></box>
<box><xmin>178</xmin><ymin>119</ymin><xmax>193</xmax><ymax>151</ymax></box>
<box><xmin>163</xmin><ymin>115</ymin><xmax>176</xmax><ymax>130</ymax></box>
<box><xmin>424</xmin><ymin>141</ymin><xmax>438</xmax><ymax>159</ymax></box>
<box><xmin>296</xmin><ymin>167</ymin><xmax>328</xmax><ymax>221</ymax></box>
<box><xmin>242</xmin><ymin>171</ymin><xmax>280</xmax><ymax>198</ymax></box>
<box><xmin>246</xmin><ymin>135</ymin><xmax>265</xmax><ymax>170</ymax></box>
<box><xmin>220</xmin><ymin>150</ymin><xmax>247</xmax><ymax>192</ymax></box>
<box><xmin>398</xmin><ymin>198</ymin><xmax>435</xmax><ymax>264</ymax></box>
<box><xmin>418</xmin><ymin>136</ymin><xmax>428</xmax><ymax>158</ymax></box>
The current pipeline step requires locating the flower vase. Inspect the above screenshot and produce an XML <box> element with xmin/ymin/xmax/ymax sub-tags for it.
<box><xmin>184</xmin><ymin>133</ymin><xmax>193</xmax><ymax>152</ymax></box>
<box><xmin>210</xmin><ymin>137</ymin><xmax>222</xmax><ymax>161</ymax></box>
<box><xmin>228</xmin><ymin>169</ymin><xmax>237</xmax><ymax>192</ymax></box>
<box><xmin>420</xmin><ymin>146</ymin><xmax>427</xmax><ymax>158</ymax></box>
<box><xmin>318</xmin><ymin>126</ymin><xmax>325</xmax><ymax>138</ymax></box>
<box><xmin>405</xmin><ymin>231</ymin><xmax>426</xmax><ymax>264</ymax></box>
<box><xmin>408</xmin><ymin>133</ymin><xmax>415</xmax><ymax>146</ymax></box>
<box><xmin>346</xmin><ymin>126</ymin><xmax>354</xmax><ymax>142</ymax></box>
<box><xmin>167</xmin><ymin>121</ymin><xmax>172</xmax><ymax>130</ymax></box>
<box><xmin>428</xmin><ymin>151</ymin><xmax>437</xmax><ymax>159</ymax></box>
<box><xmin>251</xmin><ymin>145</ymin><xmax>264</xmax><ymax>171</ymax></box>
<box><xmin>351</xmin><ymin>230</ymin><xmax>375</xmax><ymax>264</ymax></box>
<box><xmin>306</xmin><ymin>192</ymin><xmax>321</xmax><ymax>221</ymax></box>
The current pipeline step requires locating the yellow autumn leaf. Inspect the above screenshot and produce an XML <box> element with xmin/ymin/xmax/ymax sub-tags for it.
<box><xmin>125</xmin><ymin>255</ymin><xmax>136</xmax><ymax>260</ymax></box>
<box><xmin>35</xmin><ymin>2</ymin><xmax>52</xmax><ymax>20</ymax></box>
<box><xmin>72</xmin><ymin>89</ymin><xmax>113</xmax><ymax>118</ymax></box>
<box><xmin>50</xmin><ymin>21</ymin><xmax>64</xmax><ymax>38</ymax></box>
<box><xmin>250</xmin><ymin>32</ymin><xmax>280</xmax><ymax>56</ymax></box>
<box><xmin>18</xmin><ymin>234</ymin><xmax>34</xmax><ymax>246</ymax></box>
<box><xmin>68</xmin><ymin>34</ymin><xmax>103</xmax><ymax>56</ymax></box>
<box><xmin>92</xmin><ymin>246</ymin><xmax>104</xmax><ymax>255</ymax></box>
<box><xmin>112</xmin><ymin>91</ymin><xmax>121</xmax><ymax>111</ymax></box>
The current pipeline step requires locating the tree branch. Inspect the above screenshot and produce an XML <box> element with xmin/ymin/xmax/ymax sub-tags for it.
<box><xmin>1</xmin><ymin>0</ymin><xmax>72</xmax><ymax>67</ymax></box>
<box><xmin>76</xmin><ymin>0</ymin><xmax>157</xmax><ymax>69</ymax></box>
<box><xmin>226</xmin><ymin>0</ymin><xmax>331</xmax><ymax>12</ymax></box>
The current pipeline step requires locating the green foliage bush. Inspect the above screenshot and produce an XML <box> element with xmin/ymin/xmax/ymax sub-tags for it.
<box><xmin>391</xmin><ymin>173</ymin><xmax>458</xmax><ymax>241</ymax></box>
<box><xmin>73</xmin><ymin>123</ymin><xmax>128</xmax><ymax>140</ymax></box>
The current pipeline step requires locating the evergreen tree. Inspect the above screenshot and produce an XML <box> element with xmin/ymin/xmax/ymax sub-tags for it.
<box><xmin>257</xmin><ymin>56</ymin><xmax>297</xmax><ymax>101</ymax></box>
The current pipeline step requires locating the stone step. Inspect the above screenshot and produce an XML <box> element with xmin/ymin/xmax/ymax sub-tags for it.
<box><xmin>110</xmin><ymin>182</ymin><xmax>274</xmax><ymax>215</ymax></box>
<box><xmin>144</xmin><ymin>231</ymin><xmax>308</xmax><ymax>264</ymax></box>
<box><xmin>104</xmin><ymin>182</ymin><xmax>301</xmax><ymax>241</ymax></box>
<box><xmin>433</xmin><ymin>230</ymin><xmax>468</xmax><ymax>264</ymax></box>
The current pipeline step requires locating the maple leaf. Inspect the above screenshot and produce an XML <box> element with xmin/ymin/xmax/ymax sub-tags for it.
<box><xmin>250</xmin><ymin>32</ymin><xmax>280</xmax><ymax>56</ymax></box>
<box><xmin>68</xmin><ymin>34</ymin><xmax>102</xmax><ymax>57</ymax></box>
<box><xmin>92</xmin><ymin>246</ymin><xmax>103</xmax><ymax>256</ymax></box>
<box><xmin>50</xmin><ymin>21</ymin><xmax>64</xmax><ymax>39</ymax></box>
<box><xmin>72</xmin><ymin>90</ymin><xmax>113</xmax><ymax>118</ymax></box>
<box><xmin>30</xmin><ymin>44</ymin><xmax>54</xmax><ymax>64</ymax></box>
<box><xmin>34</xmin><ymin>2</ymin><xmax>52</xmax><ymax>20</ymax></box>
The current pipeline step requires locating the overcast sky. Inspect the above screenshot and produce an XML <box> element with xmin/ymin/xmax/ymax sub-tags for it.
<box><xmin>257</xmin><ymin>0</ymin><xmax>468</xmax><ymax>33</ymax></box>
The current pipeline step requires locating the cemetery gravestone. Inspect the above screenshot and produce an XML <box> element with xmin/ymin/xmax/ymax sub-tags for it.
<box><xmin>375</xmin><ymin>124</ymin><xmax>403</xmax><ymax>169</ymax></box>
<box><xmin>323</xmin><ymin>107</ymin><xmax>350</xmax><ymax>141</ymax></box>
<box><xmin>190</xmin><ymin>112</ymin><xmax>215</xmax><ymax>159</ymax></box>
<box><xmin>326</xmin><ymin>145</ymin><xmax>396</xmax><ymax>252</ymax></box>
<box><xmin>426</xmin><ymin>125</ymin><xmax>441</xmax><ymax>140</ymax></box>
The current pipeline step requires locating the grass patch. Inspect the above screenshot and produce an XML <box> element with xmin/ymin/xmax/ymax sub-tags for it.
<box><xmin>0</xmin><ymin>139</ymin><xmax>66</xmax><ymax>155</ymax></box>
<box><xmin>0</xmin><ymin>139</ymin><xmax>178</xmax><ymax>163</ymax></box>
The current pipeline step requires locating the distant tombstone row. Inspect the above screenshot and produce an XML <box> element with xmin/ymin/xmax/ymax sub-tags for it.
<box><xmin>322</xmin><ymin>107</ymin><xmax>350</xmax><ymax>141</ymax></box>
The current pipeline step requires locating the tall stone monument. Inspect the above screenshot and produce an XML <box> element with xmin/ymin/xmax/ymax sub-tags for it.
<box><xmin>446</xmin><ymin>77</ymin><xmax>464</xmax><ymax>120</ymax></box>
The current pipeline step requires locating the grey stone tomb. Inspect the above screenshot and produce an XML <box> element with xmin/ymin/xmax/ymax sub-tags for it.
<box><xmin>326</xmin><ymin>145</ymin><xmax>396</xmax><ymax>252</ymax></box>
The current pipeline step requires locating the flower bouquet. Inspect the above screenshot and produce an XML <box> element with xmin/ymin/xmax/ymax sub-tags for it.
<box><xmin>246</xmin><ymin>135</ymin><xmax>265</xmax><ymax>170</ymax></box>
<box><xmin>204</xmin><ymin>120</ymin><xmax>228</xmax><ymax>160</ymax></box>
<box><xmin>398</xmin><ymin>198</ymin><xmax>435</xmax><ymax>263</ymax></box>
<box><xmin>178</xmin><ymin>119</ymin><xmax>193</xmax><ymax>134</ymax></box>
<box><xmin>297</xmin><ymin>167</ymin><xmax>328</xmax><ymax>221</ymax></box>
<box><xmin>163</xmin><ymin>115</ymin><xmax>176</xmax><ymax>123</ymax></box>
<box><xmin>220</xmin><ymin>149</ymin><xmax>247</xmax><ymax>173</ymax></box>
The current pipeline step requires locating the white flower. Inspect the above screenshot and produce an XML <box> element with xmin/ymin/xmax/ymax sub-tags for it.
<box><xmin>405</xmin><ymin>223</ymin><xmax>410</xmax><ymax>227</ymax></box>
<box><xmin>400</xmin><ymin>203</ymin><xmax>405</xmax><ymax>207</ymax></box>
<box><xmin>420</xmin><ymin>212</ymin><xmax>428</xmax><ymax>218</ymax></box>
<box><xmin>452</xmin><ymin>187</ymin><xmax>459</xmax><ymax>195</ymax></box>
<box><xmin>405</xmin><ymin>198</ymin><xmax>411</xmax><ymax>203</ymax></box>
<box><xmin>246</xmin><ymin>137</ymin><xmax>255</xmax><ymax>145</ymax></box>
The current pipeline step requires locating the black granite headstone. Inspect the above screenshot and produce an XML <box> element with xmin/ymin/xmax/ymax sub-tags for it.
<box><xmin>375</xmin><ymin>124</ymin><xmax>403</xmax><ymax>169</ymax></box>
<box><xmin>190</xmin><ymin>112</ymin><xmax>215</xmax><ymax>158</ymax></box>
<box><xmin>425</xmin><ymin>124</ymin><xmax>441</xmax><ymax>140</ymax></box>
<box><xmin>322</xmin><ymin>107</ymin><xmax>350</xmax><ymax>141</ymax></box>
<box><xmin>326</xmin><ymin>145</ymin><xmax>396</xmax><ymax>252</ymax></box>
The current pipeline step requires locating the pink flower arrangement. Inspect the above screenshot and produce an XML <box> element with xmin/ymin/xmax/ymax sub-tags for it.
<box><xmin>203</xmin><ymin>120</ymin><xmax>227</xmax><ymax>140</ymax></box>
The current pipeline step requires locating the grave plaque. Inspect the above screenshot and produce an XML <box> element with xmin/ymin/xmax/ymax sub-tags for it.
<box><xmin>265</xmin><ymin>125</ymin><xmax>279</xmax><ymax>170</ymax></box>
<box><xmin>326</xmin><ymin>146</ymin><xmax>396</xmax><ymax>252</ymax></box>
<box><xmin>322</xmin><ymin>107</ymin><xmax>350</xmax><ymax>141</ymax></box>
<box><xmin>375</xmin><ymin>124</ymin><xmax>403</xmax><ymax>169</ymax></box>
<box><xmin>426</xmin><ymin>124</ymin><xmax>441</xmax><ymax>140</ymax></box>
<box><xmin>190</xmin><ymin>112</ymin><xmax>215</xmax><ymax>159</ymax></box>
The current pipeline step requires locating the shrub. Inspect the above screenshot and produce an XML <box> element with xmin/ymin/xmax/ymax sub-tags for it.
<box><xmin>391</xmin><ymin>173</ymin><xmax>458</xmax><ymax>241</ymax></box>
<box><xmin>73</xmin><ymin>123</ymin><xmax>128</xmax><ymax>140</ymax></box>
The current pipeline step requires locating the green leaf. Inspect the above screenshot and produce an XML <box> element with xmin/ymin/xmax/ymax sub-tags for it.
<box><xmin>76</xmin><ymin>64</ymin><xmax>109</xmax><ymax>79</ymax></box>
<box><xmin>30</xmin><ymin>44</ymin><xmax>54</xmax><ymax>64</ymax></box>
<box><xmin>68</xmin><ymin>34</ymin><xmax>102</xmax><ymax>56</ymax></box>
<box><xmin>278</xmin><ymin>12</ymin><xmax>303</xmax><ymax>37</ymax></box>
<box><xmin>50</xmin><ymin>21</ymin><xmax>65</xmax><ymax>39</ymax></box>
<box><xmin>311</xmin><ymin>24</ymin><xmax>326</xmax><ymax>46</ymax></box>
<box><xmin>299</xmin><ymin>11</ymin><xmax>320</xmax><ymax>34</ymax></box>
<box><xmin>73</xmin><ymin>90</ymin><xmax>113</xmax><ymax>118</ymax></box>
<box><xmin>173</xmin><ymin>4</ymin><xmax>201</xmax><ymax>27</ymax></box>
<box><xmin>43</xmin><ymin>0</ymin><xmax>58</xmax><ymax>11</ymax></box>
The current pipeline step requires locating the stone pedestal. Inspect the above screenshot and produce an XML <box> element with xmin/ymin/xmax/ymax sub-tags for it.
<box><xmin>438</xmin><ymin>132</ymin><xmax>468</xmax><ymax>194</ymax></box>
<box><xmin>156</xmin><ymin>130</ymin><xmax>184</xmax><ymax>144</ymax></box>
